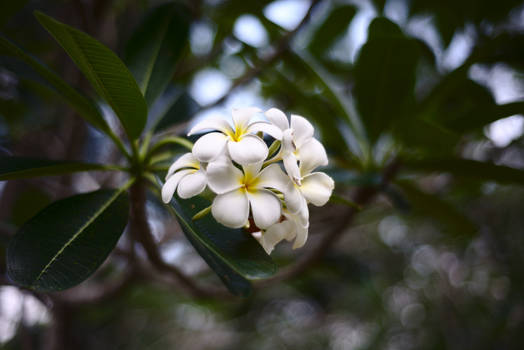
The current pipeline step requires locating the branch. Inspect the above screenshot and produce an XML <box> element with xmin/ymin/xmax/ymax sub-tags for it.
<box><xmin>200</xmin><ymin>0</ymin><xmax>323</xmax><ymax>111</ymax></box>
<box><xmin>129</xmin><ymin>180</ymin><xmax>232</xmax><ymax>299</ymax></box>
<box><xmin>256</xmin><ymin>159</ymin><xmax>401</xmax><ymax>286</ymax></box>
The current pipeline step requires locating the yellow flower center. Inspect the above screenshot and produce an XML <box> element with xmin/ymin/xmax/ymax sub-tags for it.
<box><xmin>239</xmin><ymin>170</ymin><xmax>260</xmax><ymax>193</ymax></box>
<box><xmin>225</xmin><ymin>123</ymin><xmax>247</xmax><ymax>142</ymax></box>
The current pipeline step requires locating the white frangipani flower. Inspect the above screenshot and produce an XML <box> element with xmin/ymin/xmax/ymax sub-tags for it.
<box><xmin>252</xmin><ymin>206</ymin><xmax>309</xmax><ymax>254</ymax></box>
<box><xmin>188</xmin><ymin>107</ymin><xmax>282</xmax><ymax>165</ymax></box>
<box><xmin>162</xmin><ymin>153</ymin><xmax>207</xmax><ymax>203</ymax></box>
<box><xmin>206</xmin><ymin>160</ymin><xmax>301</xmax><ymax>229</ymax></box>
<box><xmin>265</xmin><ymin>108</ymin><xmax>328</xmax><ymax>185</ymax></box>
<box><xmin>162</xmin><ymin>105</ymin><xmax>335</xmax><ymax>255</ymax></box>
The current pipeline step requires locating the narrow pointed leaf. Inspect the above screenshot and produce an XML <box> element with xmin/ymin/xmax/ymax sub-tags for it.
<box><xmin>35</xmin><ymin>11</ymin><xmax>147</xmax><ymax>140</ymax></box>
<box><xmin>0</xmin><ymin>35</ymin><xmax>110</xmax><ymax>133</ymax></box>
<box><xmin>7</xmin><ymin>188</ymin><xmax>130</xmax><ymax>291</ymax></box>
<box><xmin>0</xmin><ymin>157</ymin><xmax>117</xmax><ymax>181</ymax></box>
<box><xmin>125</xmin><ymin>3</ymin><xmax>190</xmax><ymax>106</ymax></box>
<box><xmin>163</xmin><ymin>188</ymin><xmax>277</xmax><ymax>296</ymax></box>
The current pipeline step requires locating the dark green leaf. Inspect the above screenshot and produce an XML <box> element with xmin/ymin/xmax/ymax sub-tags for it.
<box><xmin>403</xmin><ymin>158</ymin><xmax>524</xmax><ymax>185</ymax></box>
<box><xmin>395</xmin><ymin>180</ymin><xmax>477</xmax><ymax>237</ymax></box>
<box><xmin>35</xmin><ymin>11</ymin><xmax>147</xmax><ymax>140</ymax></box>
<box><xmin>308</xmin><ymin>5</ymin><xmax>356</xmax><ymax>58</ymax></box>
<box><xmin>7</xmin><ymin>188</ymin><xmax>130</xmax><ymax>291</ymax></box>
<box><xmin>149</xmin><ymin>86</ymin><xmax>199</xmax><ymax>132</ymax></box>
<box><xmin>353</xmin><ymin>18</ymin><xmax>420</xmax><ymax>143</ymax></box>
<box><xmin>371</xmin><ymin>0</ymin><xmax>387</xmax><ymax>14</ymax></box>
<box><xmin>0</xmin><ymin>157</ymin><xmax>117</xmax><ymax>181</ymax></box>
<box><xmin>125</xmin><ymin>3</ymin><xmax>190</xmax><ymax>106</ymax></box>
<box><xmin>0</xmin><ymin>35</ymin><xmax>110</xmax><ymax>133</ymax></box>
<box><xmin>165</xmin><ymin>191</ymin><xmax>277</xmax><ymax>296</ymax></box>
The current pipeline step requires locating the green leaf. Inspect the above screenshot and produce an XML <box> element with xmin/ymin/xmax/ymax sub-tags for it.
<box><xmin>165</xmin><ymin>191</ymin><xmax>277</xmax><ymax>296</ymax></box>
<box><xmin>395</xmin><ymin>180</ymin><xmax>477</xmax><ymax>237</ymax></box>
<box><xmin>353</xmin><ymin>18</ymin><xmax>421</xmax><ymax>143</ymax></box>
<box><xmin>308</xmin><ymin>5</ymin><xmax>356</xmax><ymax>58</ymax></box>
<box><xmin>403</xmin><ymin>158</ymin><xmax>524</xmax><ymax>186</ymax></box>
<box><xmin>0</xmin><ymin>157</ymin><xmax>118</xmax><ymax>181</ymax></box>
<box><xmin>7</xmin><ymin>188</ymin><xmax>130</xmax><ymax>291</ymax></box>
<box><xmin>125</xmin><ymin>3</ymin><xmax>190</xmax><ymax>106</ymax></box>
<box><xmin>35</xmin><ymin>11</ymin><xmax>147</xmax><ymax>140</ymax></box>
<box><xmin>149</xmin><ymin>86</ymin><xmax>199</xmax><ymax>132</ymax></box>
<box><xmin>0</xmin><ymin>35</ymin><xmax>110</xmax><ymax>133</ymax></box>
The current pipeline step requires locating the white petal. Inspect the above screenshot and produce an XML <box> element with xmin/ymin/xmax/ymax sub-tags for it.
<box><xmin>300</xmin><ymin>172</ymin><xmax>335</xmax><ymax>206</ymax></box>
<box><xmin>188</xmin><ymin>117</ymin><xmax>233</xmax><ymax>136</ymax></box>
<box><xmin>256</xmin><ymin>163</ymin><xmax>290</xmax><ymax>192</ymax></box>
<box><xmin>192</xmin><ymin>132</ymin><xmax>227</xmax><ymax>162</ymax></box>
<box><xmin>206</xmin><ymin>159</ymin><xmax>243</xmax><ymax>194</ymax></box>
<box><xmin>161</xmin><ymin>169</ymin><xmax>192</xmax><ymax>203</ymax></box>
<box><xmin>265</xmin><ymin>108</ymin><xmax>289</xmax><ymax>131</ymax></box>
<box><xmin>166</xmin><ymin>153</ymin><xmax>198</xmax><ymax>179</ymax></box>
<box><xmin>247</xmin><ymin>189</ymin><xmax>281</xmax><ymax>229</ymax></box>
<box><xmin>232</xmin><ymin>107</ymin><xmax>261</xmax><ymax>129</ymax></box>
<box><xmin>254</xmin><ymin>220</ymin><xmax>296</xmax><ymax>254</ymax></box>
<box><xmin>290</xmin><ymin>114</ymin><xmax>314</xmax><ymax>148</ymax></box>
<box><xmin>256</xmin><ymin>163</ymin><xmax>303</xmax><ymax>213</ymax></box>
<box><xmin>281</xmin><ymin>129</ymin><xmax>295</xmax><ymax>156</ymax></box>
<box><xmin>283</xmin><ymin>154</ymin><xmax>301</xmax><ymax>184</ymax></box>
<box><xmin>285</xmin><ymin>203</ymin><xmax>309</xmax><ymax>228</ymax></box>
<box><xmin>247</xmin><ymin>122</ymin><xmax>283</xmax><ymax>140</ymax></box>
<box><xmin>298</xmin><ymin>138</ymin><xmax>328</xmax><ymax>176</ymax></box>
<box><xmin>292</xmin><ymin>224</ymin><xmax>309</xmax><ymax>249</ymax></box>
<box><xmin>211</xmin><ymin>189</ymin><xmax>249</xmax><ymax>228</ymax></box>
<box><xmin>227</xmin><ymin>134</ymin><xmax>268</xmax><ymax>164</ymax></box>
<box><xmin>242</xmin><ymin>161</ymin><xmax>263</xmax><ymax>178</ymax></box>
<box><xmin>177</xmin><ymin>170</ymin><xmax>207</xmax><ymax>199</ymax></box>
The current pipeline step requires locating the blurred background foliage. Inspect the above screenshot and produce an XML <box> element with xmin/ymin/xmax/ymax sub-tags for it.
<box><xmin>1</xmin><ymin>0</ymin><xmax>524</xmax><ymax>349</ymax></box>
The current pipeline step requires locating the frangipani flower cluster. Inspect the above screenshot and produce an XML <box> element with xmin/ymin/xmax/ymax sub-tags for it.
<box><xmin>162</xmin><ymin>107</ymin><xmax>334</xmax><ymax>255</ymax></box>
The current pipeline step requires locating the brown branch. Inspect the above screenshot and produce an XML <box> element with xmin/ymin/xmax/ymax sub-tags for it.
<box><xmin>256</xmin><ymin>159</ymin><xmax>401</xmax><ymax>286</ymax></box>
<box><xmin>200</xmin><ymin>0</ymin><xmax>323</xmax><ymax>111</ymax></box>
<box><xmin>129</xmin><ymin>180</ymin><xmax>232</xmax><ymax>299</ymax></box>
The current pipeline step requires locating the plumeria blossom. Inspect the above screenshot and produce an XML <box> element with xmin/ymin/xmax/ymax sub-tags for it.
<box><xmin>188</xmin><ymin>107</ymin><xmax>282</xmax><ymax>165</ymax></box>
<box><xmin>162</xmin><ymin>106</ymin><xmax>335</xmax><ymax>255</ymax></box>
<box><xmin>252</xmin><ymin>207</ymin><xmax>309</xmax><ymax>254</ymax></box>
<box><xmin>265</xmin><ymin>107</ymin><xmax>328</xmax><ymax>185</ymax></box>
<box><xmin>162</xmin><ymin>153</ymin><xmax>207</xmax><ymax>203</ymax></box>
<box><xmin>206</xmin><ymin>160</ymin><xmax>302</xmax><ymax>229</ymax></box>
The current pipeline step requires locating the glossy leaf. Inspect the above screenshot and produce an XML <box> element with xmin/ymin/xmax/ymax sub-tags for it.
<box><xmin>403</xmin><ymin>158</ymin><xmax>524</xmax><ymax>186</ymax></box>
<box><xmin>35</xmin><ymin>11</ymin><xmax>147</xmax><ymax>140</ymax></box>
<box><xmin>7</xmin><ymin>188</ymin><xmax>130</xmax><ymax>291</ymax></box>
<box><xmin>165</xmin><ymin>191</ymin><xmax>277</xmax><ymax>296</ymax></box>
<box><xmin>353</xmin><ymin>18</ymin><xmax>420</xmax><ymax>143</ymax></box>
<box><xmin>0</xmin><ymin>35</ymin><xmax>110</xmax><ymax>133</ymax></box>
<box><xmin>395</xmin><ymin>180</ymin><xmax>477</xmax><ymax>237</ymax></box>
<box><xmin>125</xmin><ymin>3</ymin><xmax>190</xmax><ymax>106</ymax></box>
<box><xmin>0</xmin><ymin>157</ymin><xmax>116</xmax><ymax>181</ymax></box>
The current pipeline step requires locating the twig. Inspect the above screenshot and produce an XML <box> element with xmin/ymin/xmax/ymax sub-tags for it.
<box><xmin>129</xmin><ymin>180</ymin><xmax>232</xmax><ymax>299</ymax></box>
<box><xmin>200</xmin><ymin>0</ymin><xmax>322</xmax><ymax>111</ymax></box>
<box><xmin>256</xmin><ymin>159</ymin><xmax>401</xmax><ymax>286</ymax></box>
